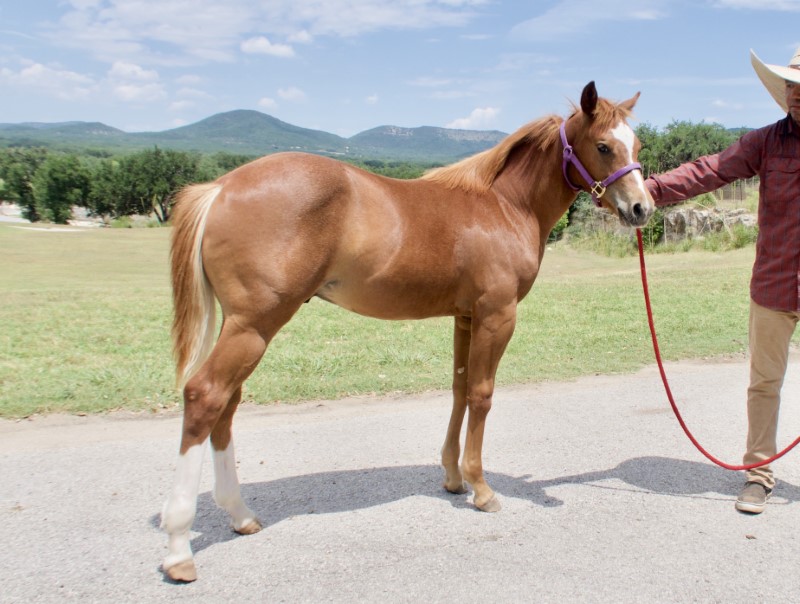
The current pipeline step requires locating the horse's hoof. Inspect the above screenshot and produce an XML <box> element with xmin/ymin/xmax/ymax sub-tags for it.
<box><xmin>235</xmin><ymin>519</ymin><xmax>263</xmax><ymax>535</ymax></box>
<box><xmin>475</xmin><ymin>494</ymin><xmax>502</xmax><ymax>513</ymax></box>
<box><xmin>164</xmin><ymin>559</ymin><xmax>197</xmax><ymax>583</ymax></box>
<box><xmin>444</xmin><ymin>481</ymin><xmax>468</xmax><ymax>495</ymax></box>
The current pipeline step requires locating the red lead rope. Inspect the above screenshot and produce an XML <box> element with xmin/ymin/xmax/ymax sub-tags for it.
<box><xmin>636</xmin><ymin>229</ymin><xmax>800</xmax><ymax>470</ymax></box>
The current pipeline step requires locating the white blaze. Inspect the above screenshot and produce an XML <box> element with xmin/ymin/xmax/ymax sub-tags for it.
<box><xmin>609</xmin><ymin>121</ymin><xmax>647</xmax><ymax>196</ymax></box>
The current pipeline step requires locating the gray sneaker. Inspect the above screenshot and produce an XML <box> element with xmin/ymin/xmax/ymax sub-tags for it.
<box><xmin>735</xmin><ymin>481</ymin><xmax>772</xmax><ymax>514</ymax></box>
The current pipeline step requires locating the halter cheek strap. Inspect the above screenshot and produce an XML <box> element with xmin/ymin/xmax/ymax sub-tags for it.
<box><xmin>560</xmin><ymin>121</ymin><xmax>642</xmax><ymax>207</ymax></box>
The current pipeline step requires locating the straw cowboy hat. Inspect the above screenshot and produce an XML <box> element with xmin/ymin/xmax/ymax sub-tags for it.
<box><xmin>750</xmin><ymin>46</ymin><xmax>800</xmax><ymax>113</ymax></box>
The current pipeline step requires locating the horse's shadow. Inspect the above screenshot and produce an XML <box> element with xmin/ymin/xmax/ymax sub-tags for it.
<box><xmin>152</xmin><ymin>456</ymin><xmax>800</xmax><ymax>556</ymax></box>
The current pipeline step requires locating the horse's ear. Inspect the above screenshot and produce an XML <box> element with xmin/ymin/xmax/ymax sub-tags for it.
<box><xmin>620</xmin><ymin>91</ymin><xmax>641</xmax><ymax>112</ymax></box>
<box><xmin>580</xmin><ymin>81</ymin><xmax>598</xmax><ymax>118</ymax></box>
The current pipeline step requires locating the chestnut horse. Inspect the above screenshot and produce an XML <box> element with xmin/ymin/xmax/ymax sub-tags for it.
<box><xmin>161</xmin><ymin>82</ymin><xmax>654</xmax><ymax>582</ymax></box>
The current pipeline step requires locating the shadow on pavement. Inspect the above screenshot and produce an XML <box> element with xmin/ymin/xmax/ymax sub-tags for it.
<box><xmin>150</xmin><ymin>456</ymin><xmax>800</xmax><ymax>556</ymax></box>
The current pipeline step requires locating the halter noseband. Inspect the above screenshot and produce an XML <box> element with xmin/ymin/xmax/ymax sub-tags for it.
<box><xmin>559</xmin><ymin>120</ymin><xmax>642</xmax><ymax>207</ymax></box>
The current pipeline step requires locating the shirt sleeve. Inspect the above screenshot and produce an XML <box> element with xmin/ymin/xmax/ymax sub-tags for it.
<box><xmin>645</xmin><ymin>130</ymin><xmax>763</xmax><ymax>207</ymax></box>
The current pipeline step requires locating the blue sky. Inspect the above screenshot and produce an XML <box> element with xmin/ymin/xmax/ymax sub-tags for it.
<box><xmin>1</xmin><ymin>0</ymin><xmax>799</xmax><ymax>137</ymax></box>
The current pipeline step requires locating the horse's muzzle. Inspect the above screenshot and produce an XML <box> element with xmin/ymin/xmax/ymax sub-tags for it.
<box><xmin>619</xmin><ymin>199</ymin><xmax>654</xmax><ymax>228</ymax></box>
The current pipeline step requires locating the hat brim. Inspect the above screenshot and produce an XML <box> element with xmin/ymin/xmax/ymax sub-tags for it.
<box><xmin>750</xmin><ymin>49</ymin><xmax>800</xmax><ymax>113</ymax></box>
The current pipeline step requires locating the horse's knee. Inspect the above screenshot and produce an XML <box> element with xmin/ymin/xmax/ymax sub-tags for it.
<box><xmin>468</xmin><ymin>392</ymin><xmax>493</xmax><ymax>415</ymax></box>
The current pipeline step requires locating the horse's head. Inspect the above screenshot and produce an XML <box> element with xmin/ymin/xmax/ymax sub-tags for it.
<box><xmin>562</xmin><ymin>82</ymin><xmax>654</xmax><ymax>228</ymax></box>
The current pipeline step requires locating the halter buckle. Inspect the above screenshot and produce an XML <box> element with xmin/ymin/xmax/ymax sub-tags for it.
<box><xmin>590</xmin><ymin>182</ymin><xmax>607</xmax><ymax>199</ymax></box>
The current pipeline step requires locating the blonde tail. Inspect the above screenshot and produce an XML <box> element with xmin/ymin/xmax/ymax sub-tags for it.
<box><xmin>170</xmin><ymin>182</ymin><xmax>222</xmax><ymax>388</ymax></box>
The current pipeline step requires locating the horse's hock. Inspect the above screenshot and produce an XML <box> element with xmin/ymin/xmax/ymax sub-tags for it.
<box><xmin>583</xmin><ymin>205</ymin><xmax>757</xmax><ymax>242</ymax></box>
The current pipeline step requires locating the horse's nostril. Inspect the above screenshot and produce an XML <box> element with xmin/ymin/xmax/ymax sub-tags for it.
<box><xmin>632</xmin><ymin>203</ymin><xmax>644</xmax><ymax>218</ymax></box>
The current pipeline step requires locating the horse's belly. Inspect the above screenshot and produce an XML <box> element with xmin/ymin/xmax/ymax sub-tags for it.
<box><xmin>315</xmin><ymin>276</ymin><xmax>459</xmax><ymax>320</ymax></box>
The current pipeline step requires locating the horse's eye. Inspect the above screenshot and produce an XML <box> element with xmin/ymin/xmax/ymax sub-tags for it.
<box><xmin>597</xmin><ymin>144</ymin><xmax>610</xmax><ymax>154</ymax></box>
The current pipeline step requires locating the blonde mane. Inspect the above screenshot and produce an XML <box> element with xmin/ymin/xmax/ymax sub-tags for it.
<box><xmin>420</xmin><ymin>98</ymin><xmax>633</xmax><ymax>194</ymax></box>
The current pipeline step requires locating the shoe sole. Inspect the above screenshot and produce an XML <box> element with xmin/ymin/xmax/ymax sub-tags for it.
<box><xmin>735</xmin><ymin>500</ymin><xmax>767</xmax><ymax>514</ymax></box>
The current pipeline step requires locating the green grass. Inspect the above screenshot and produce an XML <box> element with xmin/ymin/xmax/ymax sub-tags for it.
<box><xmin>0</xmin><ymin>222</ymin><xmax>775</xmax><ymax>418</ymax></box>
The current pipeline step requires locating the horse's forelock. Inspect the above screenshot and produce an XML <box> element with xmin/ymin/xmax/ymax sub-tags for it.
<box><xmin>588</xmin><ymin>98</ymin><xmax>635</xmax><ymax>134</ymax></box>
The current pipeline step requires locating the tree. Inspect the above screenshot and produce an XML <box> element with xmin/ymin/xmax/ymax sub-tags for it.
<box><xmin>87</xmin><ymin>159</ymin><xmax>121</xmax><ymax>217</ymax></box>
<box><xmin>206</xmin><ymin>152</ymin><xmax>255</xmax><ymax>176</ymax></box>
<box><xmin>115</xmin><ymin>147</ymin><xmax>201</xmax><ymax>222</ymax></box>
<box><xmin>32</xmin><ymin>154</ymin><xmax>91</xmax><ymax>223</ymax></box>
<box><xmin>0</xmin><ymin>148</ymin><xmax>48</xmax><ymax>221</ymax></box>
<box><xmin>636</xmin><ymin>121</ymin><xmax>737</xmax><ymax>174</ymax></box>
<box><xmin>634</xmin><ymin>123</ymin><xmax>663</xmax><ymax>176</ymax></box>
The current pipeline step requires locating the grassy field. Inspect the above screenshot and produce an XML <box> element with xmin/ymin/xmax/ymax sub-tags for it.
<box><xmin>0</xmin><ymin>221</ymin><xmax>773</xmax><ymax>418</ymax></box>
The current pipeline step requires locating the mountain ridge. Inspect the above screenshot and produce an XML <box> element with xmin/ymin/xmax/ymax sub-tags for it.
<box><xmin>0</xmin><ymin>110</ymin><xmax>508</xmax><ymax>162</ymax></box>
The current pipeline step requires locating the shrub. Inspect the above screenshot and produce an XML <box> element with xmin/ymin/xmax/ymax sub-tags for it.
<box><xmin>548</xmin><ymin>210</ymin><xmax>569</xmax><ymax>241</ymax></box>
<box><xmin>639</xmin><ymin>208</ymin><xmax>665</xmax><ymax>249</ymax></box>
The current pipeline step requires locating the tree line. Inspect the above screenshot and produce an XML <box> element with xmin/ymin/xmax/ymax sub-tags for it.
<box><xmin>0</xmin><ymin>120</ymin><xmax>742</xmax><ymax>225</ymax></box>
<box><xmin>0</xmin><ymin>147</ymin><xmax>255</xmax><ymax>224</ymax></box>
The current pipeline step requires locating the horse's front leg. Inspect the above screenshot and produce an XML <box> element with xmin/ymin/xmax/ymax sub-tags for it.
<box><xmin>461</xmin><ymin>303</ymin><xmax>517</xmax><ymax>512</ymax></box>
<box><xmin>441</xmin><ymin>316</ymin><xmax>471</xmax><ymax>494</ymax></box>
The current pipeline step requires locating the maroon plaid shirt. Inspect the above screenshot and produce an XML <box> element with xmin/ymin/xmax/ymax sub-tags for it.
<box><xmin>646</xmin><ymin>116</ymin><xmax>800</xmax><ymax>311</ymax></box>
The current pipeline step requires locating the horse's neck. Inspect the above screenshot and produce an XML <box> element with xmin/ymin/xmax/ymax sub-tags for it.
<box><xmin>492</xmin><ymin>141</ymin><xmax>576</xmax><ymax>233</ymax></box>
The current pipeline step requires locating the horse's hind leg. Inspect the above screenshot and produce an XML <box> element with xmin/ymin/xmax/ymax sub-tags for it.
<box><xmin>210</xmin><ymin>387</ymin><xmax>261</xmax><ymax>535</ymax></box>
<box><xmin>441</xmin><ymin>316</ymin><xmax>471</xmax><ymax>494</ymax></box>
<box><xmin>161</xmin><ymin>321</ymin><xmax>268</xmax><ymax>583</ymax></box>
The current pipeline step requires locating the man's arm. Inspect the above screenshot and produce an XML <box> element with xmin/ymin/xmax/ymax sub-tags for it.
<box><xmin>646</xmin><ymin>130</ymin><xmax>763</xmax><ymax>206</ymax></box>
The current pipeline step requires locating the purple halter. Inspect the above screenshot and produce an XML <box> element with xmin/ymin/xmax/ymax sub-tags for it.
<box><xmin>560</xmin><ymin>120</ymin><xmax>642</xmax><ymax>207</ymax></box>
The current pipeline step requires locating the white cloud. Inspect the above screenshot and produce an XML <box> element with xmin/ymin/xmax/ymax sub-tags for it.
<box><xmin>259</xmin><ymin>97</ymin><xmax>278</xmax><ymax>110</ymax></box>
<box><xmin>107</xmin><ymin>61</ymin><xmax>165</xmax><ymax>102</ymax></box>
<box><xmin>240</xmin><ymin>36</ymin><xmax>295</xmax><ymax>57</ymax></box>
<box><xmin>176</xmin><ymin>87</ymin><xmax>212</xmax><ymax>100</ymax></box>
<box><xmin>366</xmin><ymin>93</ymin><xmax>379</xmax><ymax>104</ymax></box>
<box><xmin>112</xmin><ymin>82</ymin><xmax>166</xmax><ymax>102</ymax></box>
<box><xmin>47</xmin><ymin>0</ymin><xmax>489</xmax><ymax>68</ymax></box>
<box><xmin>108</xmin><ymin>61</ymin><xmax>159</xmax><ymax>82</ymax></box>
<box><xmin>0</xmin><ymin>60</ymin><xmax>94</xmax><ymax>100</ymax></box>
<box><xmin>68</xmin><ymin>0</ymin><xmax>105</xmax><ymax>10</ymax></box>
<box><xmin>712</xmin><ymin>99</ymin><xmax>744</xmax><ymax>110</ymax></box>
<box><xmin>278</xmin><ymin>86</ymin><xmax>307</xmax><ymax>102</ymax></box>
<box><xmin>52</xmin><ymin>0</ymin><xmax>256</xmax><ymax>64</ymax></box>
<box><xmin>176</xmin><ymin>74</ymin><xmax>203</xmax><ymax>86</ymax></box>
<box><xmin>712</xmin><ymin>0</ymin><xmax>800</xmax><ymax>9</ymax></box>
<box><xmin>511</xmin><ymin>0</ymin><xmax>667</xmax><ymax>40</ymax></box>
<box><xmin>260</xmin><ymin>0</ymin><xmax>490</xmax><ymax>38</ymax></box>
<box><xmin>447</xmin><ymin>106</ymin><xmax>500</xmax><ymax>129</ymax></box>
<box><xmin>289</xmin><ymin>30</ymin><xmax>314</xmax><ymax>43</ymax></box>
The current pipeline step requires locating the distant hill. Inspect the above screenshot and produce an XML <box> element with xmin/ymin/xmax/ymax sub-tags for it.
<box><xmin>0</xmin><ymin>110</ymin><xmax>508</xmax><ymax>162</ymax></box>
<box><xmin>131</xmin><ymin>110</ymin><xmax>349</xmax><ymax>156</ymax></box>
<box><xmin>0</xmin><ymin>122</ymin><xmax>128</xmax><ymax>149</ymax></box>
<box><xmin>350</xmin><ymin>125</ymin><xmax>506</xmax><ymax>161</ymax></box>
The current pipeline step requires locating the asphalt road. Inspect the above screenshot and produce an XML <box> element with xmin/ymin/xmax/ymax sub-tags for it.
<box><xmin>2</xmin><ymin>356</ymin><xmax>800</xmax><ymax>603</ymax></box>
